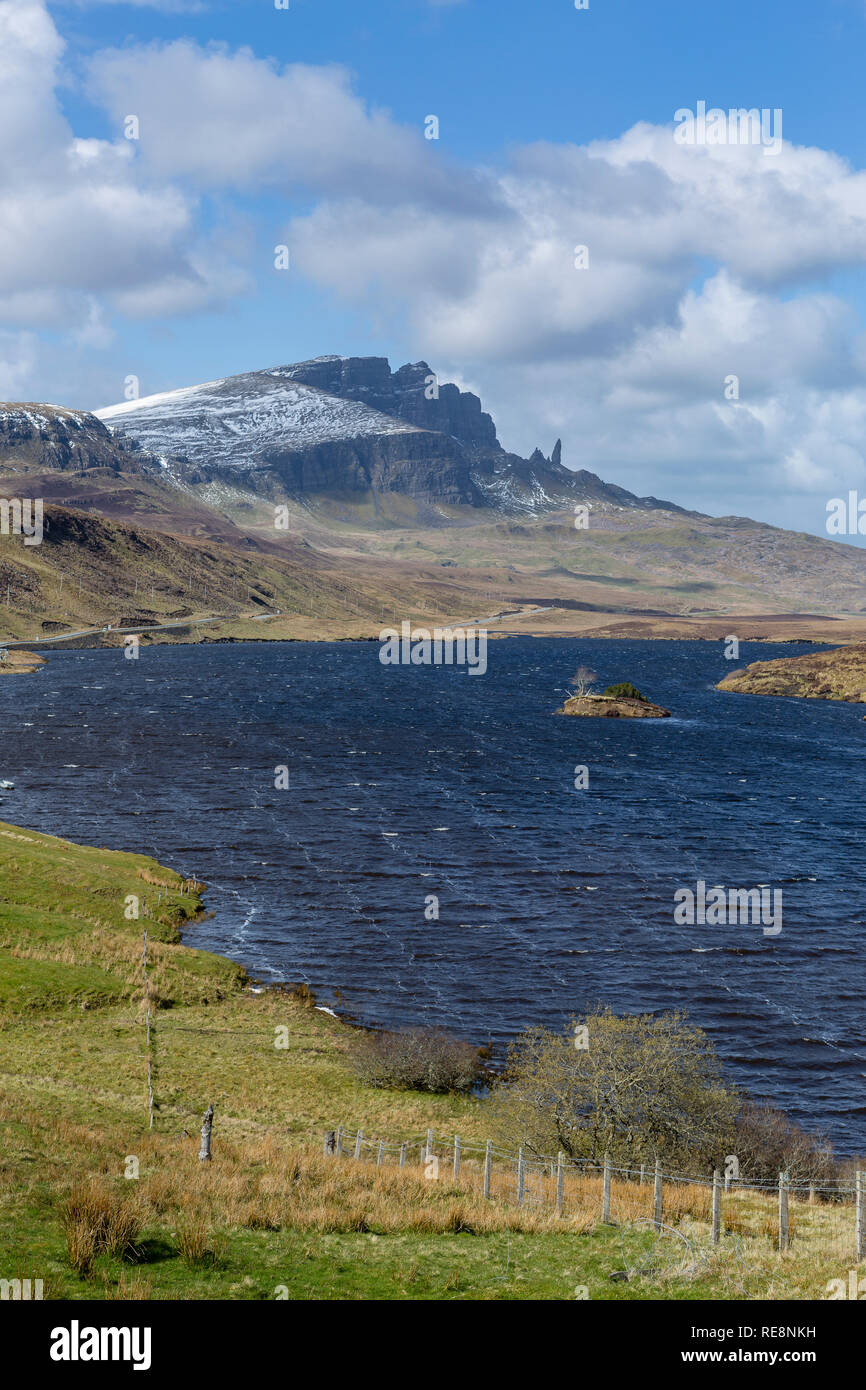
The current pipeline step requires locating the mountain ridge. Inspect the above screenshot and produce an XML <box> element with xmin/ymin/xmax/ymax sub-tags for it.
<box><xmin>93</xmin><ymin>355</ymin><xmax>690</xmax><ymax>518</ymax></box>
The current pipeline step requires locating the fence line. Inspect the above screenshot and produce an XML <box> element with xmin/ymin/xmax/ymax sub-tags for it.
<box><xmin>322</xmin><ymin>1122</ymin><xmax>866</xmax><ymax>1263</ymax></box>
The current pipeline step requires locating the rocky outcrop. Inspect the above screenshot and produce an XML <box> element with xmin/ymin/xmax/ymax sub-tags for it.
<box><xmin>283</xmin><ymin>356</ymin><xmax>500</xmax><ymax>450</ymax></box>
<box><xmin>557</xmin><ymin>693</ymin><xmax>671</xmax><ymax>718</ymax></box>
<box><xmin>0</xmin><ymin>405</ymin><xmax>146</xmax><ymax>477</ymax></box>
<box><xmin>95</xmin><ymin>355</ymin><xmax>687</xmax><ymax>518</ymax></box>
<box><xmin>717</xmin><ymin>645</ymin><xmax>866</xmax><ymax>703</ymax></box>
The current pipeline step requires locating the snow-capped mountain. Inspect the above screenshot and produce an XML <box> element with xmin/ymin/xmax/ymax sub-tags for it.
<box><xmin>94</xmin><ymin>356</ymin><xmax>684</xmax><ymax>516</ymax></box>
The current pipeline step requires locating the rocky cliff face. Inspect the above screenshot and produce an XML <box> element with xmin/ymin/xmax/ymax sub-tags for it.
<box><xmin>0</xmin><ymin>405</ymin><xmax>145</xmax><ymax>477</ymax></box>
<box><xmin>282</xmin><ymin>356</ymin><xmax>500</xmax><ymax>450</ymax></box>
<box><xmin>249</xmin><ymin>428</ymin><xmax>477</xmax><ymax>506</ymax></box>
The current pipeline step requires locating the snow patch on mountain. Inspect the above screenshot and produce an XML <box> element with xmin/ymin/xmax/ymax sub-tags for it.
<box><xmin>96</xmin><ymin>369</ymin><xmax>422</xmax><ymax>472</ymax></box>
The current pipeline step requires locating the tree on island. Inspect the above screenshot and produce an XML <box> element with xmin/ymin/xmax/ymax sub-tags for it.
<box><xmin>570</xmin><ymin>665</ymin><xmax>598</xmax><ymax>696</ymax></box>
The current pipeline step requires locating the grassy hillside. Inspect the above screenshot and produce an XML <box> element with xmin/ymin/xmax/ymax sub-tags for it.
<box><xmin>0</xmin><ymin>820</ymin><xmax>860</xmax><ymax>1300</ymax></box>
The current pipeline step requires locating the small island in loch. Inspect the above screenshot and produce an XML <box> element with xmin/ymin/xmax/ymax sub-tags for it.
<box><xmin>558</xmin><ymin>676</ymin><xmax>671</xmax><ymax>719</ymax></box>
<box><xmin>716</xmin><ymin>644</ymin><xmax>866</xmax><ymax>705</ymax></box>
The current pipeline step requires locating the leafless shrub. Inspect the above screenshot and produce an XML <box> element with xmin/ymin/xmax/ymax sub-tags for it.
<box><xmin>350</xmin><ymin>1027</ymin><xmax>484</xmax><ymax>1094</ymax></box>
<box><xmin>489</xmin><ymin>1007</ymin><xmax>740</xmax><ymax>1172</ymax></box>
<box><xmin>732</xmin><ymin>1101</ymin><xmax>835</xmax><ymax>1186</ymax></box>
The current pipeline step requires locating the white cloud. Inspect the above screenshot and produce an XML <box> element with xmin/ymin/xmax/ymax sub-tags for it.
<box><xmin>86</xmin><ymin>40</ymin><xmax>498</xmax><ymax>214</ymax></box>
<box><xmin>282</xmin><ymin>124</ymin><xmax>866</xmax><ymax>526</ymax></box>
<box><xmin>0</xmin><ymin>330</ymin><xmax>38</xmax><ymax>399</ymax></box>
<box><xmin>0</xmin><ymin>1</ymin><xmax>240</xmax><ymax>338</ymax></box>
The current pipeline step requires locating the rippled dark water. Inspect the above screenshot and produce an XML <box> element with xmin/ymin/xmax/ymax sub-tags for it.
<box><xmin>3</xmin><ymin>638</ymin><xmax>865</xmax><ymax>1150</ymax></box>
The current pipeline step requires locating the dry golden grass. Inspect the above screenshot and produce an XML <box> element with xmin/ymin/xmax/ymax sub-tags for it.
<box><xmin>1</xmin><ymin>1081</ymin><xmax>861</xmax><ymax>1299</ymax></box>
<box><xmin>60</xmin><ymin>1179</ymin><xmax>145</xmax><ymax>1275</ymax></box>
<box><xmin>105</xmin><ymin>1271</ymin><xmax>154</xmax><ymax>1300</ymax></box>
<box><xmin>177</xmin><ymin>1217</ymin><xmax>226</xmax><ymax>1268</ymax></box>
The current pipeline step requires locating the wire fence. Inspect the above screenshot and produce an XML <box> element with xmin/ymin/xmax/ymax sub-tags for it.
<box><xmin>323</xmin><ymin>1123</ymin><xmax>866</xmax><ymax>1269</ymax></box>
<box><xmin>109</xmin><ymin>935</ymin><xmax>866</xmax><ymax>1282</ymax></box>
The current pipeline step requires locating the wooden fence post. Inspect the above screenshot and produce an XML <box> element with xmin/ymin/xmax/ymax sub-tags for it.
<box><xmin>809</xmin><ymin>1183</ymin><xmax>816</xmax><ymax>1205</ymax></box>
<box><xmin>399</xmin><ymin>1142</ymin><xmax>407</xmax><ymax>1168</ymax></box>
<box><xmin>517</xmin><ymin>1147</ymin><xmax>525</xmax><ymax>1204</ymax></box>
<box><xmin>556</xmin><ymin>1151</ymin><xmax>564</xmax><ymax>1217</ymax></box>
<box><xmin>778</xmin><ymin>1172</ymin><xmax>789</xmax><ymax>1253</ymax></box>
<box><xmin>335</xmin><ymin>1125</ymin><xmax>343</xmax><ymax>1157</ymax></box>
<box><xmin>602</xmin><ymin>1153</ymin><xmax>612</xmax><ymax>1223</ymax></box>
<box><xmin>146</xmin><ymin>1024</ymin><xmax>153</xmax><ymax>1132</ymax></box>
<box><xmin>453</xmin><ymin>1135</ymin><xmax>461</xmax><ymax>1180</ymax></box>
<box><xmin>639</xmin><ymin>1163</ymin><xmax>645</xmax><ymax>1186</ymax></box>
<box><xmin>856</xmin><ymin>1171</ymin><xmax>865</xmax><ymax>1263</ymax></box>
<box><xmin>353</xmin><ymin>1130</ymin><xmax>363</xmax><ymax>1160</ymax></box>
<box><xmin>143</xmin><ymin>932</ymin><xmax>154</xmax><ymax>1130</ymax></box>
<box><xmin>377</xmin><ymin>1140</ymin><xmax>385</xmax><ymax>1166</ymax></box>
<box><xmin>198</xmin><ymin>1103</ymin><xmax>213</xmax><ymax>1162</ymax></box>
<box><xmin>426</xmin><ymin>1128</ymin><xmax>434</xmax><ymax>1163</ymax></box>
<box><xmin>712</xmin><ymin>1168</ymin><xmax>722</xmax><ymax>1246</ymax></box>
<box><xmin>653</xmin><ymin>1158</ymin><xmax>663</xmax><ymax>1229</ymax></box>
<box><xmin>483</xmin><ymin>1140</ymin><xmax>492</xmax><ymax>1199</ymax></box>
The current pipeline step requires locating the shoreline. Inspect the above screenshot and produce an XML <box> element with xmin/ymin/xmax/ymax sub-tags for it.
<box><xmin>1</xmin><ymin>622</ymin><xmax>858</xmax><ymax>657</ymax></box>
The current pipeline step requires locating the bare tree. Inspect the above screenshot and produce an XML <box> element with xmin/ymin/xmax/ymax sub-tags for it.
<box><xmin>571</xmin><ymin>665</ymin><xmax>598</xmax><ymax>696</ymax></box>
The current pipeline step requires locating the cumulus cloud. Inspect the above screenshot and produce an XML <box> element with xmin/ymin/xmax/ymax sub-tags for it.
<box><xmin>283</xmin><ymin>123</ymin><xmax>866</xmax><ymax>526</ymax></box>
<box><xmin>86</xmin><ymin>40</ymin><xmax>499</xmax><ymax>214</ymax></box>
<box><xmin>0</xmin><ymin>330</ymin><xmax>38</xmax><ymax>399</ymax></box>
<box><xmin>0</xmin><ymin>1</ymin><xmax>242</xmax><ymax>343</ymax></box>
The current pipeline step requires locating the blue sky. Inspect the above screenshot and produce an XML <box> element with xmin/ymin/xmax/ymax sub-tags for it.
<box><xmin>56</xmin><ymin>0</ymin><xmax>866</xmax><ymax>161</ymax></box>
<box><xmin>5</xmin><ymin>0</ymin><xmax>866</xmax><ymax>537</ymax></box>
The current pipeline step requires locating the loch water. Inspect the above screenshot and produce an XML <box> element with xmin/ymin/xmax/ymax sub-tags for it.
<box><xmin>3</xmin><ymin>637</ymin><xmax>864</xmax><ymax>1150</ymax></box>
